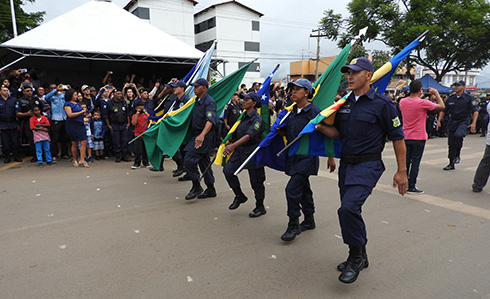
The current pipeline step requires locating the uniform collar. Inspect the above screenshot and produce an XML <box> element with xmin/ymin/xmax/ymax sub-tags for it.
<box><xmin>296</xmin><ymin>102</ymin><xmax>314</xmax><ymax>113</ymax></box>
<box><xmin>349</xmin><ymin>87</ymin><xmax>376</xmax><ymax>101</ymax></box>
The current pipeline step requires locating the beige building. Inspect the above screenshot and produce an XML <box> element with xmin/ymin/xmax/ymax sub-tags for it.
<box><xmin>289</xmin><ymin>56</ymin><xmax>336</xmax><ymax>82</ymax></box>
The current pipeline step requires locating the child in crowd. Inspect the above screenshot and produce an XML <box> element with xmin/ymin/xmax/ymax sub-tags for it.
<box><xmin>92</xmin><ymin>111</ymin><xmax>106</xmax><ymax>160</ymax></box>
<box><xmin>81</xmin><ymin>104</ymin><xmax>94</xmax><ymax>162</ymax></box>
<box><xmin>30</xmin><ymin>106</ymin><xmax>53</xmax><ymax>167</ymax></box>
<box><xmin>131</xmin><ymin>102</ymin><xmax>149</xmax><ymax>169</ymax></box>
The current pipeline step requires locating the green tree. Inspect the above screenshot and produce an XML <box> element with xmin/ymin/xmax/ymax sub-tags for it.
<box><xmin>320</xmin><ymin>0</ymin><xmax>490</xmax><ymax>82</ymax></box>
<box><xmin>0</xmin><ymin>0</ymin><xmax>44</xmax><ymax>43</ymax></box>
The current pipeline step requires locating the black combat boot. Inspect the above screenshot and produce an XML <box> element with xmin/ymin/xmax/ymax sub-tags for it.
<box><xmin>338</xmin><ymin>246</ymin><xmax>366</xmax><ymax>283</ymax></box>
<box><xmin>115</xmin><ymin>153</ymin><xmax>122</xmax><ymax>163</ymax></box>
<box><xmin>229</xmin><ymin>190</ymin><xmax>248</xmax><ymax>210</ymax></box>
<box><xmin>185</xmin><ymin>181</ymin><xmax>203</xmax><ymax>200</ymax></box>
<box><xmin>443</xmin><ymin>159</ymin><xmax>455</xmax><ymax>170</ymax></box>
<box><xmin>337</xmin><ymin>245</ymin><xmax>369</xmax><ymax>271</ymax></box>
<box><xmin>281</xmin><ymin>217</ymin><xmax>301</xmax><ymax>242</ymax></box>
<box><xmin>249</xmin><ymin>205</ymin><xmax>267</xmax><ymax>217</ymax></box>
<box><xmin>121</xmin><ymin>153</ymin><xmax>131</xmax><ymax>162</ymax></box>
<box><xmin>299</xmin><ymin>214</ymin><xmax>316</xmax><ymax>231</ymax></box>
<box><xmin>198</xmin><ymin>184</ymin><xmax>217</xmax><ymax>199</ymax></box>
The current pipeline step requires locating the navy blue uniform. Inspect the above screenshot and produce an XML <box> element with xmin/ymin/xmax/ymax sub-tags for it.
<box><xmin>284</xmin><ymin>103</ymin><xmax>321</xmax><ymax>218</ymax></box>
<box><xmin>478</xmin><ymin>100</ymin><xmax>489</xmax><ymax>135</ymax></box>
<box><xmin>223</xmin><ymin>101</ymin><xmax>242</xmax><ymax>129</ymax></box>
<box><xmin>184</xmin><ymin>93</ymin><xmax>217</xmax><ymax>185</ymax></box>
<box><xmin>104</xmin><ymin>99</ymin><xmax>129</xmax><ymax>155</ymax></box>
<box><xmin>334</xmin><ymin>88</ymin><xmax>404</xmax><ymax>246</ymax></box>
<box><xmin>0</xmin><ymin>95</ymin><xmax>21</xmax><ymax>157</ymax></box>
<box><xmin>444</xmin><ymin>93</ymin><xmax>477</xmax><ymax>161</ymax></box>
<box><xmin>223</xmin><ymin>110</ymin><xmax>266</xmax><ymax>205</ymax></box>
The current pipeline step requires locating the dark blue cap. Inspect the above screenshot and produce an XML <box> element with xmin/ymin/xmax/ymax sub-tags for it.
<box><xmin>288</xmin><ymin>78</ymin><xmax>313</xmax><ymax>98</ymax></box>
<box><xmin>341</xmin><ymin>57</ymin><xmax>374</xmax><ymax>73</ymax></box>
<box><xmin>164</xmin><ymin>83</ymin><xmax>173</xmax><ymax>88</ymax></box>
<box><xmin>170</xmin><ymin>80</ymin><xmax>186</xmax><ymax>88</ymax></box>
<box><xmin>243</xmin><ymin>92</ymin><xmax>260</xmax><ymax>102</ymax></box>
<box><xmin>452</xmin><ymin>80</ymin><xmax>466</xmax><ymax>86</ymax></box>
<box><xmin>190</xmin><ymin>78</ymin><xmax>209</xmax><ymax>88</ymax></box>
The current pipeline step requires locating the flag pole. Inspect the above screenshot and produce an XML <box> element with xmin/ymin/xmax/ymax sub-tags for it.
<box><xmin>198</xmin><ymin>153</ymin><xmax>217</xmax><ymax>183</ymax></box>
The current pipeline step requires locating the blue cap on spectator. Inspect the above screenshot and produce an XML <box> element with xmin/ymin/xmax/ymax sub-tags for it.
<box><xmin>288</xmin><ymin>78</ymin><xmax>314</xmax><ymax>99</ymax></box>
<box><xmin>341</xmin><ymin>57</ymin><xmax>374</xmax><ymax>73</ymax></box>
<box><xmin>190</xmin><ymin>78</ymin><xmax>209</xmax><ymax>88</ymax></box>
<box><xmin>170</xmin><ymin>80</ymin><xmax>186</xmax><ymax>88</ymax></box>
<box><xmin>164</xmin><ymin>83</ymin><xmax>173</xmax><ymax>88</ymax></box>
<box><xmin>452</xmin><ymin>80</ymin><xmax>466</xmax><ymax>86</ymax></box>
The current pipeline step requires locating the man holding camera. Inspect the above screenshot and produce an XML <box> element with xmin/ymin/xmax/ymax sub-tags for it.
<box><xmin>399</xmin><ymin>80</ymin><xmax>445</xmax><ymax>194</ymax></box>
<box><xmin>437</xmin><ymin>80</ymin><xmax>478</xmax><ymax>170</ymax></box>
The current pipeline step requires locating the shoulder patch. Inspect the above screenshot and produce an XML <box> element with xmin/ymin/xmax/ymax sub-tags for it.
<box><xmin>206</xmin><ymin>111</ymin><xmax>213</xmax><ymax>118</ymax></box>
<box><xmin>254</xmin><ymin>121</ymin><xmax>260</xmax><ymax>130</ymax></box>
<box><xmin>392</xmin><ymin>116</ymin><xmax>401</xmax><ymax>128</ymax></box>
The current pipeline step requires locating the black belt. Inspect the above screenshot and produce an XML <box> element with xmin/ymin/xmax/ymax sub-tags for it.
<box><xmin>341</xmin><ymin>152</ymin><xmax>381</xmax><ymax>164</ymax></box>
<box><xmin>450</xmin><ymin>115</ymin><xmax>469</xmax><ymax>120</ymax></box>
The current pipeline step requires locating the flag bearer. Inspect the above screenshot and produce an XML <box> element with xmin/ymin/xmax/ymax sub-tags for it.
<box><xmin>183</xmin><ymin>79</ymin><xmax>218</xmax><ymax>200</ymax></box>
<box><xmin>222</xmin><ymin>92</ymin><xmax>266</xmax><ymax>217</ymax></box>
<box><xmin>316</xmin><ymin>57</ymin><xmax>407</xmax><ymax>284</ymax></box>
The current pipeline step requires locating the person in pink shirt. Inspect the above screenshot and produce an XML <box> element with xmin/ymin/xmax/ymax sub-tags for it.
<box><xmin>399</xmin><ymin>80</ymin><xmax>445</xmax><ymax>193</ymax></box>
<box><xmin>30</xmin><ymin>106</ymin><xmax>54</xmax><ymax>167</ymax></box>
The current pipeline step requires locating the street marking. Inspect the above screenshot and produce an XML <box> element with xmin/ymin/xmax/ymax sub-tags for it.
<box><xmin>318</xmin><ymin>170</ymin><xmax>490</xmax><ymax>220</ymax></box>
<box><xmin>0</xmin><ymin>156</ymin><xmax>31</xmax><ymax>171</ymax></box>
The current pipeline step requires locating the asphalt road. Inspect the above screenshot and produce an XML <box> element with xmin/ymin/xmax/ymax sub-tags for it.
<box><xmin>1</xmin><ymin>134</ymin><xmax>490</xmax><ymax>299</ymax></box>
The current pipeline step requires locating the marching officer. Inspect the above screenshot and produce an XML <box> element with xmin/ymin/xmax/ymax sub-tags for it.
<box><xmin>222</xmin><ymin>92</ymin><xmax>267</xmax><ymax>217</ymax></box>
<box><xmin>316</xmin><ymin>57</ymin><xmax>407</xmax><ymax>284</ymax></box>
<box><xmin>183</xmin><ymin>78</ymin><xmax>217</xmax><ymax>200</ymax></box>
<box><xmin>437</xmin><ymin>80</ymin><xmax>478</xmax><ymax>170</ymax></box>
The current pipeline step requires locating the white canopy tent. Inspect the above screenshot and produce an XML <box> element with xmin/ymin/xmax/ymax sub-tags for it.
<box><xmin>0</xmin><ymin>0</ymin><xmax>206</xmax><ymax>88</ymax></box>
<box><xmin>1</xmin><ymin>0</ymin><xmax>203</xmax><ymax>68</ymax></box>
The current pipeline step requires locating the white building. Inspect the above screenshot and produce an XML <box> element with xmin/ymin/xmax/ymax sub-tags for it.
<box><xmin>194</xmin><ymin>1</ymin><xmax>263</xmax><ymax>83</ymax></box>
<box><xmin>124</xmin><ymin>0</ymin><xmax>197</xmax><ymax>47</ymax></box>
<box><xmin>415</xmin><ymin>65</ymin><xmax>480</xmax><ymax>91</ymax></box>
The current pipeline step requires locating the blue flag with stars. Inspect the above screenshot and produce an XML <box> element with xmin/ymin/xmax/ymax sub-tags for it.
<box><xmin>257</xmin><ymin>64</ymin><xmax>279</xmax><ymax>137</ymax></box>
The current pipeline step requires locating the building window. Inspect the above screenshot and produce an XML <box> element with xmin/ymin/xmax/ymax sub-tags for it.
<box><xmin>195</xmin><ymin>17</ymin><xmax>216</xmax><ymax>34</ymax></box>
<box><xmin>252</xmin><ymin>20</ymin><xmax>260</xmax><ymax>31</ymax></box>
<box><xmin>239</xmin><ymin>62</ymin><xmax>260</xmax><ymax>72</ymax></box>
<box><xmin>244</xmin><ymin>41</ymin><xmax>260</xmax><ymax>52</ymax></box>
<box><xmin>132</xmin><ymin>7</ymin><xmax>150</xmax><ymax>20</ymax></box>
<box><xmin>195</xmin><ymin>41</ymin><xmax>216</xmax><ymax>52</ymax></box>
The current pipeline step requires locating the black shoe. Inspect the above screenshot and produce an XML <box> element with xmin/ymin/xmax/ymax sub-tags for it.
<box><xmin>13</xmin><ymin>155</ymin><xmax>22</xmax><ymax>162</ymax></box>
<box><xmin>178</xmin><ymin>175</ymin><xmax>191</xmax><ymax>181</ymax></box>
<box><xmin>281</xmin><ymin>217</ymin><xmax>301</xmax><ymax>242</ymax></box>
<box><xmin>472</xmin><ymin>184</ymin><xmax>483</xmax><ymax>192</ymax></box>
<box><xmin>407</xmin><ymin>187</ymin><xmax>424</xmax><ymax>194</ymax></box>
<box><xmin>454</xmin><ymin>157</ymin><xmax>461</xmax><ymax>164</ymax></box>
<box><xmin>149</xmin><ymin>166</ymin><xmax>164</xmax><ymax>172</ymax></box>
<box><xmin>185</xmin><ymin>183</ymin><xmax>203</xmax><ymax>200</ymax></box>
<box><xmin>198</xmin><ymin>186</ymin><xmax>217</xmax><ymax>199</ymax></box>
<box><xmin>443</xmin><ymin>164</ymin><xmax>455</xmax><ymax>170</ymax></box>
<box><xmin>249</xmin><ymin>207</ymin><xmax>267</xmax><ymax>217</ymax></box>
<box><xmin>95</xmin><ymin>155</ymin><xmax>101</xmax><ymax>160</ymax></box>
<box><xmin>337</xmin><ymin>246</ymin><xmax>369</xmax><ymax>271</ymax></box>
<box><xmin>30</xmin><ymin>157</ymin><xmax>37</xmax><ymax>163</ymax></box>
<box><xmin>339</xmin><ymin>246</ymin><xmax>366</xmax><ymax>284</ymax></box>
<box><xmin>229</xmin><ymin>194</ymin><xmax>248</xmax><ymax>210</ymax></box>
<box><xmin>4</xmin><ymin>156</ymin><xmax>12</xmax><ymax>163</ymax></box>
<box><xmin>300</xmin><ymin>214</ymin><xmax>316</xmax><ymax>231</ymax></box>
<box><xmin>172</xmin><ymin>168</ymin><xmax>185</xmax><ymax>177</ymax></box>
<box><xmin>115</xmin><ymin>153</ymin><xmax>121</xmax><ymax>163</ymax></box>
<box><xmin>121</xmin><ymin>155</ymin><xmax>131</xmax><ymax>162</ymax></box>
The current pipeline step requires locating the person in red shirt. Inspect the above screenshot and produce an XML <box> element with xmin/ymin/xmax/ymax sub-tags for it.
<box><xmin>30</xmin><ymin>106</ymin><xmax>54</xmax><ymax>166</ymax></box>
<box><xmin>131</xmin><ymin>102</ymin><xmax>149</xmax><ymax>169</ymax></box>
<box><xmin>399</xmin><ymin>80</ymin><xmax>445</xmax><ymax>193</ymax></box>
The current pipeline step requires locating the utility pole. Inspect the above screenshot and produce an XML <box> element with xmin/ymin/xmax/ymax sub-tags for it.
<box><xmin>10</xmin><ymin>0</ymin><xmax>18</xmax><ymax>37</ymax></box>
<box><xmin>310</xmin><ymin>28</ymin><xmax>328</xmax><ymax>80</ymax></box>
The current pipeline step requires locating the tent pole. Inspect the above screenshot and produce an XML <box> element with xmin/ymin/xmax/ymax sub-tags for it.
<box><xmin>0</xmin><ymin>55</ymin><xmax>26</xmax><ymax>72</ymax></box>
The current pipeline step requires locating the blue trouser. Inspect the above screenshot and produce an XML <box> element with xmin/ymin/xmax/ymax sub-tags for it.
<box><xmin>35</xmin><ymin>140</ymin><xmax>52</xmax><ymax>163</ymax></box>
<box><xmin>285</xmin><ymin>173</ymin><xmax>314</xmax><ymax>218</ymax></box>
<box><xmin>1</xmin><ymin>128</ymin><xmax>20</xmax><ymax>156</ymax></box>
<box><xmin>184</xmin><ymin>151</ymin><xmax>215</xmax><ymax>186</ymax></box>
<box><xmin>111</xmin><ymin>124</ymin><xmax>127</xmax><ymax>154</ymax></box>
<box><xmin>405</xmin><ymin>139</ymin><xmax>426</xmax><ymax>188</ymax></box>
<box><xmin>223</xmin><ymin>160</ymin><xmax>266</xmax><ymax>206</ymax></box>
<box><xmin>338</xmin><ymin>160</ymin><xmax>385</xmax><ymax>247</ymax></box>
<box><xmin>447</xmin><ymin>118</ymin><xmax>469</xmax><ymax>161</ymax></box>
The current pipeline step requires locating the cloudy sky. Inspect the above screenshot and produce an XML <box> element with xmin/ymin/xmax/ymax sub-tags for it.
<box><xmin>21</xmin><ymin>0</ymin><xmax>490</xmax><ymax>87</ymax></box>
